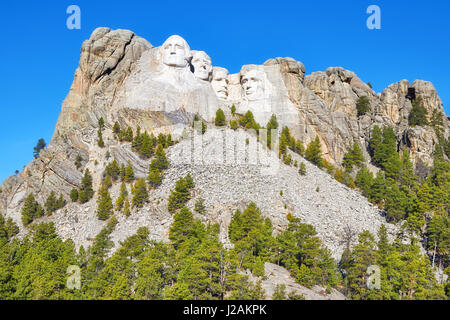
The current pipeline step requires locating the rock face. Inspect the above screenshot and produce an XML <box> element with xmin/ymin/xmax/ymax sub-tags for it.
<box><xmin>53</xmin><ymin>28</ymin><xmax>152</xmax><ymax>140</ymax></box>
<box><xmin>245</xmin><ymin>262</ymin><xmax>345</xmax><ymax>300</ymax></box>
<box><xmin>0</xmin><ymin>27</ymin><xmax>448</xmax><ymax>268</ymax></box>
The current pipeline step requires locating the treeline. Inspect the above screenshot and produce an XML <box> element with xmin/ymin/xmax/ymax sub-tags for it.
<box><xmin>1</xmin><ymin>198</ymin><xmax>447</xmax><ymax>299</ymax></box>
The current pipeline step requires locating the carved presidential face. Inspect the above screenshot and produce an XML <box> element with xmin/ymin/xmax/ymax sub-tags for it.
<box><xmin>191</xmin><ymin>51</ymin><xmax>212</xmax><ymax>81</ymax></box>
<box><xmin>211</xmin><ymin>67</ymin><xmax>229</xmax><ymax>100</ymax></box>
<box><xmin>241</xmin><ymin>69</ymin><xmax>264</xmax><ymax>100</ymax></box>
<box><xmin>161</xmin><ymin>35</ymin><xmax>191</xmax><ymax>68</ymax></box>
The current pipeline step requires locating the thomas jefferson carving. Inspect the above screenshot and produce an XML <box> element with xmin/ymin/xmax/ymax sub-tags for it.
<box><xmin>191</xmin><ymin>50</ymin><xmax>212</xmax><ymax>81</ymax></box>
<box><xmin>211</xmin><ymin>67</ymin><xmax>229</xmax><ymax>100</ymax></box>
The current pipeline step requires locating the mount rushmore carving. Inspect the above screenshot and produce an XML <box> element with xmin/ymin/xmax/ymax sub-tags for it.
<box><xmin>113</xmin><ymin>34</ymin><xmax>303</xmax><ymax>127</ymax></box>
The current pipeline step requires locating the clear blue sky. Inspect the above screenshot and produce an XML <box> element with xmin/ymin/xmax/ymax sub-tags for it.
<box><xmin>1</xmin><ymin>0</ymin><xmax>449</xmax><ymax>183</ymax></box>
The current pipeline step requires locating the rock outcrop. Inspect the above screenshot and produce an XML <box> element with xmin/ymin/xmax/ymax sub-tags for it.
<box><xmin>245</xmin><ymin>262</ymin><xmax>346</xmax><ymax>300</ymax></box>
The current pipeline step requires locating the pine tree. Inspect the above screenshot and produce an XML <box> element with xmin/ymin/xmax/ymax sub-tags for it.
<box><xmin>123</xmin><ymin>198</ymin><xmax>131</xmax><ymax>217</ymax></box>
<box><xmin>265</xmin><ymin>114</ymin><xmax>279</xmax><ymax>148</ymax></box>
<box><xmin>376</xmin><ymin>225</ymin><xmax>391</xmax><ymax>265</ymax></box>
<box><xmin>399</xmin><ymin>150</ymin><xmax>417</xmax><ymax>190</ymax></box>
<box><xmin>384</xmin><ymin>181</ymin><xmax>407</xmax><ymax>222</ymax></box>
<box><xmin>113</xmin><ymin>121</ymin><xmax>120</xmax><ymax>135</ymax></box>
<box><xmin>369</xmin><ymin>125</ymin><xmax>382</xmax><ymax>163</ymax></box>
<box><xmin>355</xmin><ymin>167</ymin><xmax>373</xmax><ymax>197</ymax></box>
<box><xmin>215</xmin><ymin>108</ymin><xmax>226</xmax><ymax>126</ymax></box>
<box><xmin>298</xmin><ymin>162</ymin><xmax>307</xmax><ymax>176</ymax></box>
<box><xmin>169</xmin><ymin>207</ymin><xmax>195</xmax><ymax>250</ymax></box>
<box><xmin>119</xmin><ymin>126</ymin><xmax>133</xmax><ymax>142</ymax></box>
<box><xmin>123</xmin><ymin>163</ymin><xmax>135</xmax><ymax>183</ymax></box>
<box><xmin>98</xmin><ymin>117</ymin><xmax>105</xmax><ymax>131</ymax></box>
<box><xmin>97</xmin><ymin>129</ymin><xmax>105</xmax><ymax>148</ymax></box>
<box><xmin>201</xmin><ymin>121</ymin><xmax>207</xmax><ymax>134</ymax></box>
<box><xmin>272</xmin><ymin>284</ymin><xmax>287</xmax><ymax>300</ymax></box>
<box><xmin>356</xmin><ymin>96</ymin><xmax>371</xmax><ymax>117</ymax></box>
<box><xmin>132</xmin><ymin>127</ymin><xmax>142</xmax><ymax>151</ymax></box>
<box><xmin>345</xmin><ymin>231</ymin><xmax>377</xmax><ymax>299</ymax></box>
<box><xmin>230</xmin><ymin>104</ymin><xmax>236</xmax><ymax>115</ymax></box>
<box><xmin>166</xmin><ymin>134</ymin><xmax>174</xmax><ymax>146</ymax></box>
<box><xmin>103</xmin><ymin>174</ymin><xmax>112</xmax><ymax>189</ymax></box>
<box><xmin>70</xmin><ymin>188</ymin><xmax>79</xmax><ymax>202</ymax></box>
<box><xmin>230</xmin><ymin>120</ymin><xmax>238</xmax><ymax>130</ymax></box>
<box><xmin>115</xmin><ymin>182</ymin><xmax>128</xmax><ymax>211</ymax></box>
<box><xmin>0</xmin><ymin>213</ymin><xmax>18</xmax><ymax>243</ymax></box>
<box><xmin>368</xmin><ymin>171</ymin><xmax>386</xmax><ymax>204</ymax></box>
<box><xmin>184</xmin><ymin>173</ymin><xmax>194</xmax><ymax>189</ymax></box>
<box><xmin>105</xmin><ymin>160</ymin><xmax>121</xmax><ymax>181</ymax></box>
<box><xmin>409</xmin><ymin>98</ymin><xmax>429</xmax><ymax>126</ymax></box>
<box><xmin>150</xmin><ymin>144</ymin><xmax>169</xmax><ymax>171</ymax></box>
<box><xmin>343</xmin><ymin>143</ymin><xmax>364</xmax><ymax>170</ymax></box>
<box><xmin>157</xmin><ymin>133</ymin><xmax>167</xmax><ymax>148</ymax></box>
<box><xmin>140</xmin><ymin>131</ymin><xmax>153</xmax><ymax>158</ymax></box>
<box><xmin>194</xmin><ymin>198</ymin><xmax>206</xmax><ymax>214</ymax></box>
<box><xmin>78</xmin><ymin>169</ymin><xmax>94</xmax><ymax>203</ymax></box>
<box><xmin>267</xmin><ymin>114</ymin><xmax>279</xmax><ymax>131</ymax></box>
<box><xmin>33</xmin><ymin>138</ymin><xmax>46</xmax><ymax>159</ymax></box>
<box><xmin>74</xmin><ymin>155</ymin><xmax>83</xmax><ymax>169</ymax></box>
<box><xmin>168</xmin><ymin>176</ymin><xmax>193</xmax><ymax>213</ymax></box>
<box><xmin>96</xmin><ymin>183</ymin><xmax>113</xmax><ymax>221</ymax></box>
<box><xmin>305</xmin><ymin>136</ymin><xmax>323</xmax><ymax>168</ymax></box>
<box><xmin>147</xmin><ymin>169</ymin><xmax>162</xmax><ymax>188</ymax></box>
<box><xmin>132</xmin><ymin>178</ymin><xmax>148</xmax><ymax>208</ymax></box>
<box><xmin>377</xmin><ymin>127</ymin><xmax>397</xmax><ymax>168</ymax></box>
<box><xmin>45</xmin><ymin>191</ymin><xmax>58</xmax><ymax>214</ymax></box>
<box><xmin>279</xmin><ymin>133</ymin><xmax>288</xmax><ymax>157</ymax></box>
<box><xmin>239</xmin><ymin>111</ymin><xmax>259</xmax><ymax>131</ymax></box>
<box><xmin>384</xmin><ymin>153</ymin><xmax>402</xmax><ymax>181</ymax></box>
<box><xmin>56</xmin><ymin>194</ymin><xmax>66</xmax><ymax>210</ymax></box>
<box><xmin>21</xmin><ymin>194</ymin><xmax>44</xmax><ymax>226</ymax></box>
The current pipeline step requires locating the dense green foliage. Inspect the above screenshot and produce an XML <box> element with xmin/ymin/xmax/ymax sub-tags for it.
<box><xmin>167</xmin><ymin>175</ymin><xmax>194</xmax><ymax>213</ymax></box>
<box><xmin>78</xmin><ymin>169</ymin><xmax>94</xmax><ymax>204</ymax></box>
<box><xmin>96</xmin><ymin>181</ymin><xmax>113</xmax><ymax>221</ymax></box>
<box><xmin>74</xmin><ymin>155</ymin><xmax>83</xmax><ymax>170</ymax></box>
<box><xmin>132</xmin><ymin>178</ymin><xmax>148</xmax><ymax>208</ymax></box>
<box><xmin>105</xmin><ymin>160</ymin><xmax>121</xmax><ymax>181</ymax></box>
<box><xmin>298</xmin><ymin>162</ymin><xmax>307</xmax><ymax>176</ymax></box>
<box><xmin>343</xmin><ymin>143</ymin><xmax>364</xmax><ymax>170</ymax></box>
<box><xmin>409</xmin><ymin>98</ymin><xmax>429</xmax><ymax>126</ymax></box>
<box><xmin>305</xmin><ymin>136</ymin><xmax>323</xmax><ymax>168</ymax></box>
<box><xmin>33</xmin><ymin>138</ymin><xmax>46</xmax><ymax>159</ymax></box>
<box><xmin>0</xmin><ymin>213</ymin><xmax>19</xmax><ymax>243</ymax></box>
<box><xmin>356</xmin><ymin>96</ymin><xmax>371</xmax><ymax>117</ymax></box>
<box><xmin>215</xmin><ymin>108</ymin><xmax>226</xmax><ymax>126</ymax></box>
<box><xmin>45</xmin><ymin>192</ymin><xmax>66</xmax><ymax>215</ymax></box>
<box><xmin>266</xmin><ymin>114</ymin><xmax>279</xmax><ymax>149</ymax></box>
<box><xmin>369</xmin><ymin>126</ymin><xmax>397</xmax><ymax>169</ymax></box>
<box><xmin>272</xmin><ymin>214</ymin><xmax>340</xmax><ymax>289</ymax></box>
<box><xmin>5</xmin><ymin>196</ymin><xmax>449</xmax><ymax>300</ymax></box>
<box><xmin>238</xmin><ymin>111</ymin><xmax>260</xmax><ymax>131</ymax></box>
<box><xmin>150</xmin><ymin>144</ymin><xmax>169</xmax><ymax>171</ymax></box>
<box><xmin>21</xmin><ymin>194</ymin><xmax>44</xmax><ymax>226</ymax></box>
<box><xmin>132</xmin><ymin>127</ymin><xmax>155</xmax><ymax>159</ymax></box>
<box><xmin>341</xmin><ymin>226</ymin><xmax>446</xmax><ymax>300</ymax></box>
